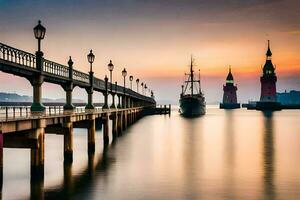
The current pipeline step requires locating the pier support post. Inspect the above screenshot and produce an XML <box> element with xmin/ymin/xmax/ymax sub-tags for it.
<box><xmin>63</xmin><ymin>83</ymin><xmax>75</xmax><ymax>111</ymax></box>
<box><xmin>111</xmin><ymin>81</ymin><xmax>117</xmax><ymax>109</ymax></box>
<box><xmin>112</xmin><ymin>114</ymin><xmax>118</xmax><ymax>139</ymax></box>
<box><xmin>63</xmin><ymin>57</ymin><xmax>75</xmax><ymax>111</ymax></box>
<box><xmin>123</xmin><ymin>96</ymin><xmax>127</xmax><ymax>108</ymax></box>
<box><xmin>63</xmin><ymin>161</ymin><xmax>73</xmax><ymax>196</ymax></box>
<box><xmin>87</xmin><ymin>115</ymin><xmax>96</xmax><ymax>154</ymax></box>
<box><xmin>63</xmin><ymin>121</ymin><xmax>73</xmax><ymax>163</ymax></box>
<box><xmin>0</xmin><ymin>131</ymin><xmax>2</xmax><ymax>190</ymax></box>
<box><xmin>86</xmin><ymin>71</ymin><xmax>95</xmax><ymax>110</ymax></box>
<box><xmin>30</xmin><ymin>119</ymin><xmax>46</xmax><ymax>180</ymax></box>
<box><xmin>30</xmin><ymin>75</ymin><xmax>45</xmax><ymax>112</ymax></box>
<box><xmin>117</xmin><ymin>95</ymin><xmax>122</xmax><ymax>108</ymax></box>
<box><xmin>117</xmin><ymin>112</ymin><xmax>123</xmax><ymax>136</ymax></box>
<box><xmin>30</xmin><ymin>50</ymin><xmax>45</xmax><ymax>112</ymax></box>
<box><xmin>128</xmin><ymin>111</ymin><xmax>132</xmax><ymax>125</ymax></box>
<box><xmin>103</xmin><ymin>114</ymin><xmax>109</xmax><ymax>145</ymax></box>
<box><xmin>86</xmin><ymin>89</ymin><xmax>94</xmax><ymax>110</ymax></box>
<box><xmin>102</xmin><ymin>76</ymin><xmax>109</xmax><ymax>109</ymax></box>
<box><xmin>123</xmin><ymin>111</ymin><xmax>127</xmax><ymax>130</ymax></box>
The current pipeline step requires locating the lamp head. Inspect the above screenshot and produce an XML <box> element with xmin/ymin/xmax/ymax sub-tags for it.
<box><xmin>122</xmin><ymin>68</ymin><xmax>127</xmax><ymax>77</ymax></box>
<box><xmin>108</xmin><ymin>60</ymin><xmax>114</xmax><ymax>71</ymax></box>
<box><xmin>33</xmin><ymin>20</ymin><xmax>46</xmax><ymax>40</ymax></box>
<box><xmin>87</xmin><ymin>50</ymin><xmax>95</xmax><ymax>64</ymax></box>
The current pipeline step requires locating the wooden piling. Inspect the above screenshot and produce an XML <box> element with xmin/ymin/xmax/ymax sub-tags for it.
<box><xmin>88</xmin><ymin>117</ymin><xmax>96</xmax><ymax>154</ymax></box>
<box><xmin>112</xmin><ymin>113</ymin><xmax>118</xmax><ymax>139</ymax></box>
<box><xmin>30</xmin><ymin>120</ymin><xmax>45</xmax><ymax>180</ymax></box>
<box><xmin>103</xmin><ymin>113</ymin><xmax>109</xmax><ymax>145</ymax></box>
<box><xmin>117</xmin><ymin>112</ymin><xmax>123</xmax><ymax>136</ymax></box>
<box><xmin>123</xmin><ymin>111</ymin><xmax>127</xmax><ymax>130</ymax></box>
<box><xmin>0</xmin><ymin>131</ymin><xmax>2</xmax><ymax>190</ymax></box>
<box><xmin>30</xmin><ymin>173</ymin><xmax>44</xmax><ymax>200</ymax></box>
<box><xmin>63</xmin><ymin>122</ymin><xmax>73</xmax><ymax>163</ymax></box>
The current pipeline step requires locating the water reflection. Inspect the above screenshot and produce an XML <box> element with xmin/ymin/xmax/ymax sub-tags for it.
<box><xmin>223</xmin><ymin>110</ymin><xmax>236</xmax><ymax>200</ymax></box>
<box><xmin>39</xmin><ymin>145</ymin><xmax>115</xmax><ymax>199</ymax></box>
<box><xmin>2</xmin><ymin>108</ymin><xmax>300</xmax><ymax>200</ymax></box>
<box><xmin>182</xmin><ymin>116</ymin><xmax>203</xmax><ymax>200</ymax></box>
<box><xmin>30</xmin><ymin>174</ymin><xmax>44</xmax><ymax>200</ymax></box>
<box><xmin>262</xmin><ymin>111</ymin><xmax>276</xmax><ymax>200</ymax></box>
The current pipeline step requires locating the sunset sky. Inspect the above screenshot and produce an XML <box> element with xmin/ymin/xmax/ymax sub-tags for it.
<box><xmin>0</xmin><ymin>0</ymin><xmax>299</xmax><ymax>103</ymax></box>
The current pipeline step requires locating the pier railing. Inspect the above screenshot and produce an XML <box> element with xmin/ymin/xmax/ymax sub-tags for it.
<box><xmin>0</xmin><ymin>106</ymin><xmax>111</xmax><ymax>121</ymax></box>
<box><xmin>0</xmin><ymin>42</ymin><xmax>155</xmax><ymax>103</ymax></box>
<box><xmin>0</xmin><ymin>43</ymin><xmax>36</xmax><ymax>68</ymax></box>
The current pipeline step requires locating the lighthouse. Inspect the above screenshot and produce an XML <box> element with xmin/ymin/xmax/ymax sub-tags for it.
<box><xmin>257</xmin><ymin>40</ymin><xmax>281</xmax><ymax>110</ymax></box>
<box><xmin>220</xmin><ymin>67</ymin><xmax>240</xmax><ymax>109</ymax></box>
<box><xmin>260</xmin><ymin>40</ymin><xmax>277</xmax><ymax>102</ymax></box>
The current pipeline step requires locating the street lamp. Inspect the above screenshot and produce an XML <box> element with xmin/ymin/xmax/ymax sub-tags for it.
<box><xmin>145</xmin><ymin>84</ymin><xmax>148</xmax><ymax>96</ymax></box>
<box><xmin>129</xmin><ymin>75</ymin><xmax>133</xmax><ymax>90</ymax></box>
<box><xmin>136</xmin><ymin>78</ymin><xmax>139</xmax><ymax>93</ymax></box>
<box><xmin>87</xmin><ymin>50</ymin><xmax>95</xmax><ymax>72</ymax></box>
<box><xmin>141</xmin><ymin>82</ymin><xmax>144</xmax><ymax>95</ymax></box>
<box><xmin>122</xmin><ymin>68</ymin><xmax>127</xmax><ymax>85</ymax></box>
<box><xmin>33</xmin><ymin>20</ymin><xmax>46</xmax><ymax>52</ymax></box>
<box><xmin>108</xmin><ymin>60</ymin><xmax>114</xmax><ymax>91</ymax></box>
<box><xmin>122</xmin><ymin>68</ymin><xmax>127</xmax><ymax>108</ymax></box>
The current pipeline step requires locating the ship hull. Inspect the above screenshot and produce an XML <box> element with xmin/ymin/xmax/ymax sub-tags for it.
<box><xmin>179</xmin><ymin>96</ymin><xmax>206</xmax><ymax>117</ymax></box>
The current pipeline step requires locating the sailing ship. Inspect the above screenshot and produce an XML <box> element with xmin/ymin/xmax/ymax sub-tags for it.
<box><xmin>179</xmin><ymin>57</ymin><xmax>206</xmax><ymax>117</ymax></box>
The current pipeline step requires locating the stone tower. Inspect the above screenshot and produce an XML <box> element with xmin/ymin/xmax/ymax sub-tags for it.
<box><xmin>220</xmin><ymin>67</ymin><xmax>240</xmax><ymax>109</ymax></box>
<box><xmin>260</xmin><ymin>40</ymin><xmax>277</xmax><ymax>102</ymax></box>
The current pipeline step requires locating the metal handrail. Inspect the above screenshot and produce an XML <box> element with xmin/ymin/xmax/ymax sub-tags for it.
<box><xmin>43</xmin><ymin>59</ymin><xmax>69</xmax><ymax>77</ymax></box>
<box><xmin>93</xmin><ymin>77</ymin><xmax>105</xmax><ymax>90</ymax></box>
<box><xmin>0</xmin><ymin>43</ymin><xmax>36</xmax><ymax>68</ymax></box>
<box><xmin>73</xmin><ymin>69</ymin><xmax>89</xmax><ymax>84</ymax></box>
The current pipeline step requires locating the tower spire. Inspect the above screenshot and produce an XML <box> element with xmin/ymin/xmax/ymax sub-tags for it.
<box><xmin>266</xmin><ymin>40</ymin><xmax>272</xmax><ymax>58</ymax></box>
<box><xmin>226</xmin><ymin>65</ymin><xmax>234</xmax><ymax>84</ymax></box>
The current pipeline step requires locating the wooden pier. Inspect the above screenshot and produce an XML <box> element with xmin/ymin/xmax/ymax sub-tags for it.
<box><xmin>0</xmin><ymin>20</ymin><xmax>170</xmax><ymax>186</ymax></box>
<box><xmin>0</xmin><ymin>106</ymin><xmax>168</xmax><ymax>182</ymax></box>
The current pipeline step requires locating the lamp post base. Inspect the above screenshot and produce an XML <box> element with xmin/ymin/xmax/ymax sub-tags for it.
<box><xmin>63</xmin><ymin>104</ymin><xmax>75</xmax><ymax>111</ymax></box>
<box><xmin>85</xmin><ymin>104</ymin><xmax>95</xmax><ymax>110</ymax></box>
<box><xmin>31</xmin><ymin>103</ymin><xmax>46</xmax><ymax>112</ymax></box>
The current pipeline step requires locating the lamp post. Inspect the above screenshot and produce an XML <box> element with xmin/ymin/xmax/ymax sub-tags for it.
<box><xmin>108</xmin><ymin>60</ymin><xmax>114</xmax><ymax>92</ymax></box>
<box><xmin>144</xmin><ymin>84</ymin><xmax>147</xmax><ymax>96</ymax></box>
<box><xmin>136</xmin><ymin>79</ymin><xmax>139</xmax><ymax>93</ymax></box>
<box><xmin>129</xmin><ymin>75</ymin><xmax>133</xmax><ymax>90</ymax></box>
<box><xmin>33</xmin><ymin>20</ymin><xmax>46</xmax><ymax>53</ymax></box>
<box><xmin>31</xmin><ymin>20</ymin><xmax>46</xmax><ymax>112</ymax></box>
<box><xmin>122</xmin><ymin>68</ymin><xmax>127</xmax><ymax>108</ymax></box>
<box><xmin>141</xmin><ymin>82</ymin><xmax>144</xmax><ymax>95</ymax></box>
<box><xmin>87</xmin><ymin>50</ymin><xmax>95</xmax><ymax>73</ymax></box>
<box><xmin>86</xmin><ymin>50</ymin><xmax>95</xmax><ymax>109</ymax></box>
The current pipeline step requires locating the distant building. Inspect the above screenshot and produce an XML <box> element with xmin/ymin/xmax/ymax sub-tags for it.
<box><xmin>260</xmin><ymin>40</ymin><xmax>277</xmax><ymax>102</ymax></box>
<box><xmin>277</xmin><ymin>90</ymin><xmax>300</xmax><ymax>105</ymax></box>
<box><xmin>220</xmin><ymin>67</ymin><xmax>240</xmax><ymax>109</ymax></box>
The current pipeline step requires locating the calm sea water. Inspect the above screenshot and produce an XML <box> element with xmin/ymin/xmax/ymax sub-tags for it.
<box><xmin>2</xmin><ymin>106</ymin><xmax>300</xmax><ymax>200</ymax></box>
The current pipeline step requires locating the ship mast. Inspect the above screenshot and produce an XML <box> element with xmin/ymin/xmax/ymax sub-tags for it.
<box><xmin>190</xmin><ymin>56</ymin><xmax>194</xmax><ymax>95</ymax></box>
<box><xmin>198</xmin><ymin>69</ymin><xmax>201</xmax><ymax>94</ymax></box>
